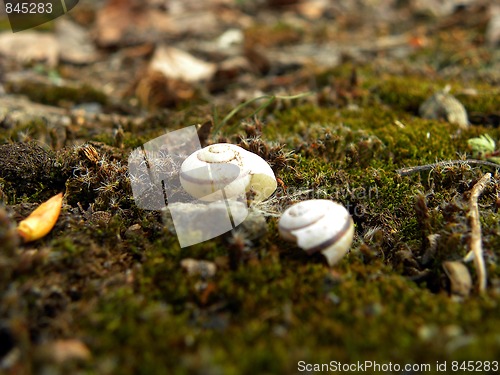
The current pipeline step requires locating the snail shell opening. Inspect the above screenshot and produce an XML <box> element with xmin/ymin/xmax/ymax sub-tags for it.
<box><xmin>278</xmin><ymin>199</ymin><xmax>354</xmax><ymax>266</ymax></box>
<box><xmin>243</xmin><ymin>151</ymin><xmax>277</xmax><ymax>202</ymax></box>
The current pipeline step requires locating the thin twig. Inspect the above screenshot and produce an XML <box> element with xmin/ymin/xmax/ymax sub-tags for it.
<box><xmin>464</xmin><ymin>172</ymin><xmax>491</xmax><ymax>293</ymax></box>
<box><xmin>396</xmin><ymin>160</ymin><xmax>500</xmax><ymax>176</ymax></box>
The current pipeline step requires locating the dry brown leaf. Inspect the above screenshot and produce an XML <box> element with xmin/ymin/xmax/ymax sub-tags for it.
<box><xmin>0</xmin><ymin>31</ymin><xmax>59</xmax><ymax>67</ymax></box>
<box><xmin>56</xmin><ymin>19</ymin><xmax>99</xmax><ymax>64</ymax></box>
<box><xmin>94</xmin><ymin>0</ymin><xmax>146</xmax><ymax>47</ymax></box>
<box><xmin>37</xmin><ymin>339</ymin><xmax>91</xmax><ymax>364</ymax></box>
<box><xmin>135</xmin><ymin>70</ymin><xmax>195</xmax><ymax>109</ymax></box>
<box><xmin>487</xmin><ymin>4</ymin><xmax>500</xmax><ymax>46</ymax></box>
<box><xmin>149</xmin><ymin>45</ymin><xmax>216</xmax><ymax>83</ymax></box>
<box><xmin>94</xmin><ymin>0</ymin><xmax>172</xmax><ymax>47</ymax></box>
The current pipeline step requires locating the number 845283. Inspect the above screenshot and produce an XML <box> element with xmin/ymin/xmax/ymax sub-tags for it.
<box><xmin>451</xmin><ymin>361</ymin><xmax>498</xmax><ymax>372</ymax></box>
<box><xmin>5</xmin><ymin>2</ymin><xmax>53</xmax><ymax>14</ymax></box>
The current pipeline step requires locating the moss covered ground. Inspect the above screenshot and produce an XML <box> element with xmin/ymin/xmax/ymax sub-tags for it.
<box><xmin>1</xmin><ymin>2</ymin><xmax>500</xmax><ymax>374</ymax></box>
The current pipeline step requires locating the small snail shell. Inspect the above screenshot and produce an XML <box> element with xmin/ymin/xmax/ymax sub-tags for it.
<box><xmin>180</xmin><ymin>143</ymin><xmax>277</xmax><ymax>202</ymax></box>
<box><xmin>278</xmin><ymin>199</ymin><xmax>354</xmax><ymax>266</ymax></box>
<box><xmin>181</xmin><ymin>258</ymin><xmax>217</xmax><ymax>278</ymax></box>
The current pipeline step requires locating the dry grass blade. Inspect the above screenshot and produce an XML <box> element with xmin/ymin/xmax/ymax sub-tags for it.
<box><xmin>212</xmin><ymin>92</ymin><xmax>311</xmax><ymax>136</ymax></box>
<box><xmin>464</xmin><ymin>173</ymin><xmax>491</xmax><ymax>293</ymax></box>
<box><xmin>17</xmin><ymin>192</ymin><xmax>63</xmax><ymax>243</ymax></box>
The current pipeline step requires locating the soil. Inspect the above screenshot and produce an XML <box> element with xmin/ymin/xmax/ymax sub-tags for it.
<box><xmin>0</xmin><ymin>1</ymin><xmax>499</xmax><ymax>374</ymax></box>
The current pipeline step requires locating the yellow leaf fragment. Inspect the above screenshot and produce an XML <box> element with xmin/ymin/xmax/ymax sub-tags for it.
<box><xmin>17</xmin><ymin>193</ymin><xmax>63</xmax><ymax>243</ymax></box>
<box><xmin>37</xmin><ymin>339</ymin><xmax>91</xmax><ymax>364</ymax></box>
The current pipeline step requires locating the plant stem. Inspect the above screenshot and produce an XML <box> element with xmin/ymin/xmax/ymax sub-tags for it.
<box><xmin>396</xmin><ymin>159</ymin><xmax>500</xmax><ymax>176</ymax></box>
<box><xmin>464</xmin><ymin>172</ymin><xmax>491</xmax><ymax>293</ymax></box>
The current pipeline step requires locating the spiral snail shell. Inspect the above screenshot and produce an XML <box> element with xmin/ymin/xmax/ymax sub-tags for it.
<box><xmin>180</xmin><ymin>143</ymin><xmax>277</xmax><ymax>202</ymax></box>
<box><xmin>278</xmin><ymin>199</ymin><xmax>354</xmax><ymax>266</ymax></box>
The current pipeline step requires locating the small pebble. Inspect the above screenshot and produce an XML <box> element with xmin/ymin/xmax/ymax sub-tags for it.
<box><xmin>443</xmin><ymin>260</ymin><xmax>472</xmax><ymax>299</ymax></box>
<box><xmin>216</xmin><ymin>29</ymin><xmax>244</xmax><ymax>48</ymax></box>
<box><xmin>419</xmin><ymin>91</ymin><xmax>468</xmax><ymax>128</ymax></box>
<box><xmin>181</xmin><ymin>258</ymin><xmax>217</xmax><ymax>278</ymax></box>
<box><xmin>124</xmin><ymin>223</ymin><xmax>143</xmax><ymax>238</ymax></box>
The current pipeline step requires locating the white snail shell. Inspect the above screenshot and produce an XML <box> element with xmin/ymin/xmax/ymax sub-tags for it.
<box><xmin>278</xmin><ymin>199</ymin><xmax>354</xmax><ymax>266</ymax></box>
<box><xmin>180</xmin><ymin>143</ymin><xmax>277</xmax><ymax>202</ymax></box>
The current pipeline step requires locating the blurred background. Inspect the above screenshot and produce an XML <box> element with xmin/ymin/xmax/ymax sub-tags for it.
<box><xmin>0</xmin><ymin>0</ymin><xmax>498</xmax><ymax>119</ymax></box>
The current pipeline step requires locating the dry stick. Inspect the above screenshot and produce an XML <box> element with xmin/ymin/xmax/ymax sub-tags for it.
<box><xmin>464</xmin><ymin>172</ymin><xmax>491</xmax><ymax>293</ymax></box>
<box><xmin>396</xmin><ymin>160</ymin><xmax>500</xmax><ymax>176</ymax></box>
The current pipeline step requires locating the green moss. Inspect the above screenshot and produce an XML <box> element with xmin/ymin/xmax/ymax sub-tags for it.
<box><xmin>0</xmin><ymin>18</ymin><xmax>13</xmax><ymax>31</ymax></box>
<box><xmin>92</xmin><ymin>132</ymin><xmax>116</xmax><ymax>146</ymax></box>
<box><xmin>2</xmin><ymin>61</ymin><xmax>500</xmax><ymax>374</ymax></box>
<box><xmin>456</xmin><ymin>89</ymin><xmax>500</xmax><ymax>114</ymax></box>
<box><xmin>6</xmin><ymin>81</ymin><xmax>108</xmax><ymax>107</ymax></box>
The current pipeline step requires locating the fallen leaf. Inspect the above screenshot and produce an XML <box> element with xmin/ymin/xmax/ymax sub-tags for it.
<box><xmin>0</xmin><ymin>31</ymin><xmax>59</xmax><ymax>67</ymax></box>
<box><xmin>56</xmin><ymin>19</ymin><xmax>99</xmax><ymax>64</ymax></box>
<box><xmin>37</xmin><ymin>339</ymin><xmax>91</xmax><ymax>364</ymax></box>
<box><xmin>486</xmin><ymin>4</ymin><xmax>500</xmax><ymax>46</ymax></box>
<box><xmin>17</xmin><ymin>193</ymin><xmax>63</xmax><ymax>243</ymax></box>
<box><xmin>149</xmin><ymin>45</ymin><xmax>216</xmax><ymax>83</ymax></box>
<box><xmin>94</xmin><ymin>0</ymin><xmax>146</xmax><ymax>47</ymax></box>
<box><xmin>135</xmin><ymin>70</ymin><xmax>195</xmax><ymax>109</ymax></box>
<box><xmin>94</xmin><ymin>0</ymin><xmax>171</xmax><ymax>47</ymax></box>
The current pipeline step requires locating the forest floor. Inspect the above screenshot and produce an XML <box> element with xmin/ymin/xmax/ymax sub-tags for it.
<box><xmin>0</xmin><ymin>0</ymin><xmax>499</xmax><ymax>374</ymax></box>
